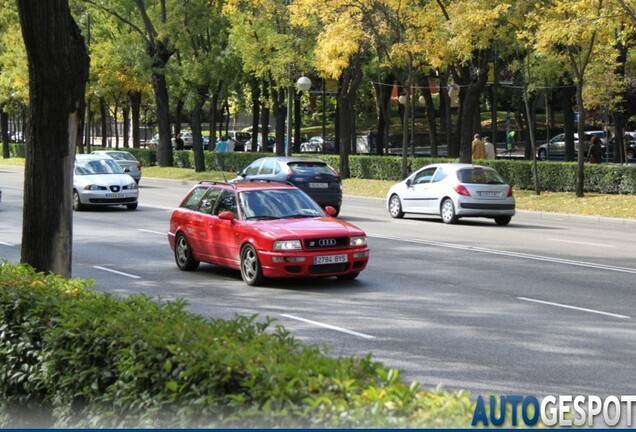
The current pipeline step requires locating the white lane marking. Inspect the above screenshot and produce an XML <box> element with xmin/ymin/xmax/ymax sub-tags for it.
<box><xmin>139</xmin><ymin>229</ymin><xmax>166</xmax><ymax>235</ymax></box>
<box><xmin>281</xmin><ymin>314</ymin><xmax>376</xmax><ymax>339</ymax></box>
<box><xmin>369</xmin><ymin>233</ymin><xmax>636</xmax><ymax>275</ymax></box>
<box><xmin>0</xmin><ymin>241</ymin><xmax>15</xmax><ymax>246</ymax></box>
<box><xmin>518</xmin><ymin>297</ymin><xmax>630</xmax><ymax>320</ymax></box>
<box><xmin>93</xmin><ymin>266</ymin><xmax>141</xmax><ymax>279</ymax></box>
<box><xmin>548</xmin><ymin>238</ymin><xmax>615</xmax><ymax>248</ymax></box>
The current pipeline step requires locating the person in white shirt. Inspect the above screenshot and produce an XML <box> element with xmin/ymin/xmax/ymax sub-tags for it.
<box><xmin>484</xmin><ymin>136</ymin><xmax>496</xmax><ymax>160</ymax></box>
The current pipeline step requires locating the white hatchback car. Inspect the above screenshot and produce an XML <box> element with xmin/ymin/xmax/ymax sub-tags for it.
<box><xmin>73</xmin><ymin>154</ymin><xmax>139</xmax><ymax>211</ymax></box>
<box><xmin>386</xmin><ymin>163</ymin><xmax>515</xmax><ymax>225</ymax></box>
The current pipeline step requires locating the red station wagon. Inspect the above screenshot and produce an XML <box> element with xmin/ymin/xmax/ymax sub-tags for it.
<box><xmin>168</xmin><ymin>180</ymin><xmax>370</xmax><ymax>285</ymax></box>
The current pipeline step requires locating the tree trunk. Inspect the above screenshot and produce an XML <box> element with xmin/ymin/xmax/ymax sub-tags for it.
<box><xmin>562</xmin><ymin>84</ymin><xmax>576</xmax><ymax>162</ymax></box>
<box><xmin>151</xmin><ymin>42</ymin><xmax>174</xmax><ymax>167</ymax></box>
<box><xmin>575</xmin><ymin>82</ymin><xmax>586</xmax><ymax>198</ymax></box>
<box><xmin>17</xmin><ymin>0</ymin><xmax>89</xmax><ymax>277</ymax></box>
<box><xmin>190</xmin><ymin>87</ymin><xmax>207</xmax><ymax>172</ymax></box>
<box><xmin>1</xmin><ymin>109</ymin><xmax>9</xmax><ymax>159</ymax></box>
<box><xmin>421</xmin><ymin>77</ymin><xmax>438</xmax><ymax>158</ymax></box>
<box><xmin>337</xmin><ymin>53</ymin><xmax>363</xmax><ymax>179</ymax></box>
<box><xmin>129</xmin><ymin>90</ymin><xmax>142</xmax><ymax>148</ymax></box>
<box><xmin>272</xmin><ymin>85</ymin><xmax>287</xmax><ymax>153</ymax></box>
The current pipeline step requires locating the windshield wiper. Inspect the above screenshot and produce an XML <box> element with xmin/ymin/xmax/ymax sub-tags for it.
<box><xmin>246</xmin><ymin>215</ymin><xmax>279</xmax><ymax>220</ymax></box>
<box><xmin>280</xmin><ymin>213</ymin><xmax>316</xmax><ymax>219</ymax></box>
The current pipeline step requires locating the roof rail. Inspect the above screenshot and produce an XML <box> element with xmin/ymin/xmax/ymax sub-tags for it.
<box><xmin>198</xmin><ymin>180</ymin><xmax>237</xmax><ymax>189</ymax></box>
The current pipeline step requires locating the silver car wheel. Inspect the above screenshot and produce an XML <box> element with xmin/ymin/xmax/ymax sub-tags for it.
<box><xmin>175</xmin><ymin>233</ymin><xmax>199</xmax><ymax>271</ymax></box>
<box><xmin>388</xmin><ymin>194</ymin><xmax>404</xmax><ymax>219</ymax></box>
<box><xmin>440</xmin><ymin>198</ymin><xmax>458</xmax><ymax>224</ymax></box>
<box><xmin>241</xmin><ymin>245</ymin><xmax>263</xmax><ymax>286</ymax></box>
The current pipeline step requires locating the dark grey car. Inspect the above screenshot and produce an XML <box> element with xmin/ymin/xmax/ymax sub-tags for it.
<box><xmin>233</xmin><ymin>156</ymin><xmax>343</xmax><ymax>216</ymax></box>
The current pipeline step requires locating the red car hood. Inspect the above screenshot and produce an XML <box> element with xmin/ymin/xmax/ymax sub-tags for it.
<box><xmin>248</xmin><ymin>216</ymin><xmax>365</xmax><ymax>239</ymax></box>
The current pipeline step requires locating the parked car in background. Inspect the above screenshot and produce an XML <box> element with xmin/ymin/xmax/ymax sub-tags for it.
<box><xmin>386</xmin><ymin>163</ymin><xmax>515</xmax><ymax>225</ymax></box>
<box><xmin>91</xmin><ymin>150</ymin><xmax>142</xmax><ymax>184</ymax></box>
<box><xmin>232</xmin><ymin>156</ymin><xmax>343</xmax><ymax>216</ymax></box>
<box><xmin>537</xmin><ymin>131</ymin><xmax>604</xmax><ymax>160</ymax></box>
<box><xmin>302</xmin><ymin>136</ymin><xmax>336</xmax><ymax>153</ymax></box>
<box><xmin>243</xmin><ymin>135</ymin><xmax>276</xmax><ymax>152</ymax></box>
<box><xmin>225</xmin><ymin>130</ymin><xmax>251</xmax><ymax>152</ymax></box>
<box><xmin>73</xmin><ymin>154</ymin><xmax>139</xmax><ymax>211</ymax></box>
<box><xmin>606</xmin><ymin>132</ymin><xmax>636</xmax><ymax>160</ymax></box>
<box><xmin>168</xmin><ymin>180</ymin><xmax>369</xmax><ymax>285</ymax></box>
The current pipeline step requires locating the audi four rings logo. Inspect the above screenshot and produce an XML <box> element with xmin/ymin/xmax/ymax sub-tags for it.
<box><xmin>318</xmin><ymin>239</ymin><xmax>337</xmax><ymax>247</ymax></box>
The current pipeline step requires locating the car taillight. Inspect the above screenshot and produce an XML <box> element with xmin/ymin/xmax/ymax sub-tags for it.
<box><xmin>454</xmin><ymin>184</ymin><xmax>471</xmax><ymax>196</ymax></box>
<box><xmin>507</xmin><ymin>186</ymin><xmax>514</xmax><ymax>197</ymax></box>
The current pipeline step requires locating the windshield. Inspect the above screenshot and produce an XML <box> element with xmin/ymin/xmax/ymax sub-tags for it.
<box><xmin>75</xmin><ymin>158</ymin><xmax>125</xmax><ymax>175</ymax></box>
<box><xmin>239</xmin><ymin>189</ymin><xmax>324</xmax><ymax>220</ymax></box>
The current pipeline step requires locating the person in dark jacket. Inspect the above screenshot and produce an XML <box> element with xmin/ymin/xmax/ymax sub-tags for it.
<box><xmin>587</xmin><ymin>136</ymin><xmax>602</xmax><ymax>164</ymax></box>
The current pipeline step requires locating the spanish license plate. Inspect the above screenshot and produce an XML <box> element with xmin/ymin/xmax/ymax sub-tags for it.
<box><xmin>309</xmin><ymin>182</ymin><xmax>328</xmax><ymax>189</ymax></box>
<box><xmin>314</xmin><ymin>254</ymin><xmax>348</xmax><ymax>265</ymax></box>
<box><xmin>479</xmin><ymin>191</ymin><xmax>500</xmax><ymax>197</ymax></box>
<box><xmin>106</xmin><ymin>193</ymin><xmax>125</xmax><ymax>199</ymax></box>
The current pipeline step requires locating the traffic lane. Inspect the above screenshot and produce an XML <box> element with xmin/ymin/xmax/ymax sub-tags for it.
<box><xmin>266</xmin><ymin>236</ymin><xmax>636</xmax><ymax>397</ymax></box>
<box><xmin>341</xmin><ymin>196</ymin><xmax>636</xmax><ymax>269</ymax></box>
<box><xmin>67</xmin><ymin>227</ymin><xmax>636</xmax><ymax>397</ymax></box>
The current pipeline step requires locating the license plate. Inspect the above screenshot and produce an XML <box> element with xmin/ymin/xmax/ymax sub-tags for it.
<box><xmin>314</xmin><ymin>254</ymin><xmax>348</xmax><ymax>265</ymax></box>
<box><xmin>309</xmin><ymin>182</ymin><xmax>328</xmax><ymax>189</ymax></box>
<box><xmin>479</xmin><ymin>191</ymin><xmax>500</xmax><ymax>197</ymax></box>
<box><xmin>106</xmin><ymin>193</ymin><xmax>126</xmax><ymax>199</ymax></box>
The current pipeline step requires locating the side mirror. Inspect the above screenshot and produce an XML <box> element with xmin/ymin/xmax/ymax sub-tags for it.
<box><xmin>218</xmin><ymin>211</ymin><xmax>235</xmax><ymax>221</ymax></box>
<box><xmin>406</xmin><ymin>179</ymin><xmax>412</xmax><ymax>187</ymax></box>
<box><xmin>324</xmin><ymin>206</ymin><xmax>337</xmax><ymax>216</ymax></box>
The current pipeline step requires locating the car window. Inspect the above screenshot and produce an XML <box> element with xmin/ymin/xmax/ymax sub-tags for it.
<box><xmin>244</xmin><ymin>160</ymin><xmax>263</xmax><ymax>176</ymax></box>
<box><xmin>197</xmin><ymin>187</ymin><xmax>223</xmax><ymax>214</ymax></box>
<box><xmin>181</xmin><ymin>186</ymin><xmax>209</xmax><ymax>210</ymax></box>
<box><xmin>214</xmin><ymin>190</ymin><xmax>238</xmax><ymax>218</ymax></box>
<box><xmin>258</xmin><ymin>158</ymin><xmax>276</xmax><ymax>175</ymax></box>
<box><xmin>431</xmin><ymin>167</ymin><xmax>448</xmax><ymax>183</ymax></box>
<box><xmin>76</xmin><ymin>158</ymin><xmax>124</xmax><ymax>175</ymax></box>
<box><xmin>458</xmin><ymin>168</ymin><xmax>505</xmax><ymax>184</ymax></box>
<box><xmin>287</xmin><ymin>162</ymin><xmax>332</xmax><ymax>175</ymax></box>
<box><xmin>111</xmin><ymin>152</ymin><xmax>136</xmax><ymax>161</ymax></box>
<box><xmin>412</xmin><ymin>167</ymin><xmax>437</xmax><ymax>185</ymax></box>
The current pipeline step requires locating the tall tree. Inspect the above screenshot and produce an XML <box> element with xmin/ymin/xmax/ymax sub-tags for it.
<box><xmin>17</xmin><ymin>0</ymin><xmax>89</xmax><ymax>277</ymax></box>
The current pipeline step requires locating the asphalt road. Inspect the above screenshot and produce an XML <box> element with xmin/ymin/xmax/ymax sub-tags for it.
<box><xmin>1</xmin><ymin>165</ymin><xmax>635</xmax><ymax>400</ymax></box>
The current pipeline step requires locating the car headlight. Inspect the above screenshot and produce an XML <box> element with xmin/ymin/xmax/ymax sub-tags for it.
<box><xmin>350</xmin><ymin>236</ymin><xmax>367</xmax><ymax>247</ymax></box>
<box><xmin>84</xmin><ymin>185</ymin><xmax>107</xmax><ymax>191</ymax></box>
<box><xmin>128</xmin><ymin>183</ymin><xmax>138</xmax><ymax>190</ymax></box>
<box><xmin>273</xmin><ymin>240</ymin><xmax>302</xmax><ymax>251</ymax></box>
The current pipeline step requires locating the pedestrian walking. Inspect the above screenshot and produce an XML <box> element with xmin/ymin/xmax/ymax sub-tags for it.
<box><xmin>484</xmin><ymin>136</ymin><xmax>496</xmax><ymax>160</ymax></box>
<box><xmin>174</xmin><ymin>133</ymin><xmax>185</xmax><ymax>150</ymax></box>
<box><xmin>587</xmin><ymin>136</ymin><xmax>602</xmax><ymax>164</ymax></box>
<box><xmin>472</xmin><ymin>134</ymin><xmax>485</xmax><ymax>160</ymax></box>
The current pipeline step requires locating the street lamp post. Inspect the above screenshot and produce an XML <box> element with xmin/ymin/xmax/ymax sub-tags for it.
<box><xmin>286</xmin><ymin>76</ymin><xmax>311</xmax><ymax>156</ymax></box>
<box><xmin>398</xmin><ymin>93</ymin><xmax>415</xmax><ymax>156</ymax></box>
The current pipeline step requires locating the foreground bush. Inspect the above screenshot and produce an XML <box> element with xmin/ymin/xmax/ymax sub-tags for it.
<box><xmin>0</xmin><ymin>263</ymin><xmax>474</xmax><ymax>428</ymax></box>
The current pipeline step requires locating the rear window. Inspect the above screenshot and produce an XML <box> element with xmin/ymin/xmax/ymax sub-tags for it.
<box><xmin>288</xmin><ymin>162</ymin><xmax>334</xmax><ymax>175</ymax></box>
<box><xmin>458</xmin><ymin>168</ymin><xmax>505</xmax><ymax>185</ymax></box>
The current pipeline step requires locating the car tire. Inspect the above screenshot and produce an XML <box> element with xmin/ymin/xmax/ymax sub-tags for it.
<box><xmin>389</xmin><ymin>195</ymin><xmax>404</xmax><ymax>219</ymax></box>
<box><xmin>174</xmin><ymin>233</ymin><xmax>199</xmax><ymax>271</ymax></box>
<box><xmin>440</xmin><ymin>198</ymin><xmax>458</xmax><ymax>224</ymax></box>
<box><xmin>337</xmin><ymin>272</ymin><xmax>359</xmax><ymax>281</ymax></box>
<box><xmin>388</xmin><ymin>194</ymin><xmax>404</xmax><ymax>219</ymax></box>
<box><xmin>538</xmin><ymin>148</ymin><xmax>547</xmax><ymax>161</ymax></box>
<box><xmin>494</xmin><ymin>216</ymin><xmax>512</xmax><ymax>226</ymax></box>
<box><xmin>628</xmin><ymin>149</ymin><xmax>635</xmax><ymax>160</ymax></box>
<box><xmin>240</xmin><ymin>244</ymin><xmax>264</xmax><ymax>286</ymax></box>
<box><xmin>72</xmin><ymin>190</ymin><xmax>84</xmax><ymax>211</ymax></box>
<box><xmin>126</xmin><ymin>202</ymin><xmax>138</xmax><ymax>210</ymax></box>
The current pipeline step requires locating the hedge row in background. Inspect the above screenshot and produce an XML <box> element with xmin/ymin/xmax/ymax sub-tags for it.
<box><xmin>0</xmin><ymin>262</ymin><xmax>475</xmax><ymax>428</ymax></box>
<box><xmin>6</xmin><ymin>143</ymin><xmax>636</xmax><ymax>194</ymax></box>
<box><xmin>130</xmin><ymin>148</ymin><xmax>636</xmax><ymax>195</ymax></box>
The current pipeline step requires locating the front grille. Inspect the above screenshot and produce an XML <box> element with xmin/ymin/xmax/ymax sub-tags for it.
<box><xmin>89</xmin><ymin>197</ymin><xmax>137</xmax><ymax>204</ymax></box>
<box><xmin>303</xmin><ymin>236</ymin><xmax>348</xmax><ymax>250</ymax></box>
<box><xmin>309</xmin><ymin>263</ymin><xmax>349</xmax><ymax>274</ymax></box>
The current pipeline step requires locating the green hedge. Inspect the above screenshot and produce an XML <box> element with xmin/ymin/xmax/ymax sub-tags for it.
<box><xmin>0</xmin><ymin>263</ymin><xmax>475</xmax><ymax>428</ymax></box>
